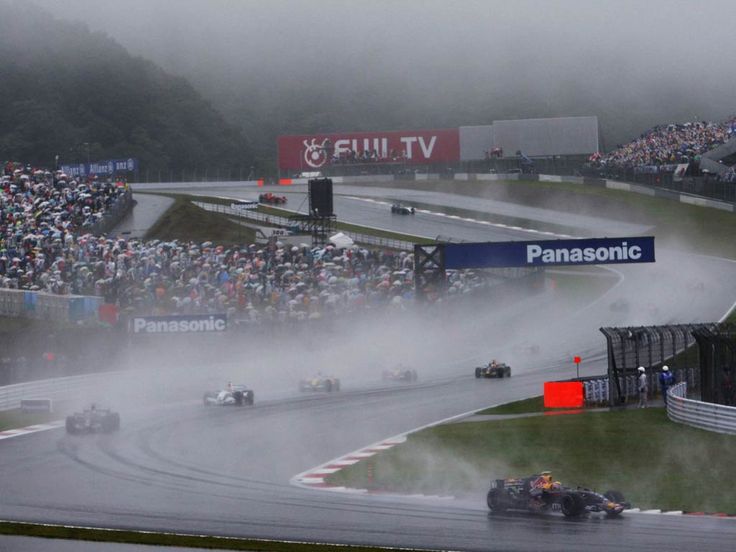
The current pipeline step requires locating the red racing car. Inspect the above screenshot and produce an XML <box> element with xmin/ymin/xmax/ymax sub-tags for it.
<box><xmin>259</xmin><ymin>192</ymin><xmax>287</xmax><ymax>205</ymax></box>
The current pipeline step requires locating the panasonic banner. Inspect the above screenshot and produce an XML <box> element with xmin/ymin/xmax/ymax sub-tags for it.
<box><xmin>130</xmin><ymin>314</ymin><xmax>228</xmax><ymax>334</ymax></box>
<box><xmin>443</xmin><ymin>237</ymin><xmax>655</xmax><ymax>269</ymax></box>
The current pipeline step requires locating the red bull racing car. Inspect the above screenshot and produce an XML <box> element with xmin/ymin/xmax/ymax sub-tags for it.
<box><xmin>486</xmin><ymin>473</ymin><xmax>630</xmax><ymax>517</ymax></box>
<box><xmin>475</xmin><ymin>360</ymin><xmax>511</xmax><ymax>378</ymax></box>
<box><xmin>66</xmin><ymin>404</ymin><xmax>120</xmax><ymax>434</ymax></box>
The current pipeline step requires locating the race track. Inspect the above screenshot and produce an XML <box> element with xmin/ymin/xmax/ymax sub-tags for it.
<box><xmin>3</xmin><ymin>182</ymin><xmax>736</xmax><ymax>551</ymax></box>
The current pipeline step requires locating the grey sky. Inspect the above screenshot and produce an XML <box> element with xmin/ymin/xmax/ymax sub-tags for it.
<box><xmin>30</xmin><ymin>0</ymin><xmax>736</xmax><ymax>144</ymax></box>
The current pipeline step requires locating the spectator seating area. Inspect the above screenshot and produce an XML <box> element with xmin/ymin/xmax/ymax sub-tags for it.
<box><xmin>1</xmin><ymin>162</ymin><xmax>499</xmax><ymax>324</ymax></box>
<box><xmin>590</xmin><ymin>117</ymin><xmax>736</xmax><ymax>170</ymax></box>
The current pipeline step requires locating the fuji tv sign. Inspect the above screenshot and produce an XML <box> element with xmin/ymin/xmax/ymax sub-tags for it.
<box><xmin>277</xmin><ymin>128</ymin><xmax>460</xmax><ymax>171</ymax></box>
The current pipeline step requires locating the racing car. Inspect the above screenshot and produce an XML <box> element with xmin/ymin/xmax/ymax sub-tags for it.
<box><xmin>390</xmin><ymin>203</ymin><xmax>415</xmax><ymax>215</ymax></box>
<box><xmin>299</xmin><ymin>375</ymin><xmax>341</xmax><ymax>392</ymax></box>
<box><xmin>65</xmin><ymin>404</ymin><xmax>120</xmax><ymax>434</ymax></box>
<box><xmin>475</xmin><ymin>360</ymin><xmax>511</xmax><ymax>378</ymax></box>
<box><xmin>259</xmin><ymin>192</ymin><xmax>287</xmax><ymax>205</ymax></box>
<box><xmin>203</xmin><ymin>384</ymin><xmax>255</xmax><ymax>406</ymax></box>
<box><xmin>486</xmin><ymin>473</ymin><xmax>630</xmax><ymax>517</ymax></box>
<box><xmin>382</xmin><ymin>364</ymin><xmax>418</xmax><ymax>383</ymax></box>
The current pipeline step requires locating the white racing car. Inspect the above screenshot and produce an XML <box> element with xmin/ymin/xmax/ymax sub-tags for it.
<box><xmin>203</xmin><ymin>384</ymin><xmax>255</xmax><ymax>407</ymax></box>
<box><xmin>382</xmin><ymin>364</ymin><xmax>419</xmax><ymax>383</ymax></box>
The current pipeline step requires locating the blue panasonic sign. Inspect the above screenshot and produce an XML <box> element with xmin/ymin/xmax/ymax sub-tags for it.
<box><xmin>443</xmin><ymin>236</ymin><xmax>655</xmax><ymax>269</ymax></box>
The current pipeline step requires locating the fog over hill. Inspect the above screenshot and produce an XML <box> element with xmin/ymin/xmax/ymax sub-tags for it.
<box><xmin>25</xmin><ymin>0</ymin><xmax>736</xmax><ymax>164</ymax></box>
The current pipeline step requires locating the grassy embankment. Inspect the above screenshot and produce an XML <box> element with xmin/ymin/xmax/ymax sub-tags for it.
<box><xmin>0</xmin><ymin>409</ymin><xmax>59</xmax><ymax>431</ymax></box>
<box><xmin>328</xmin><ymin>402</ymin><xmax>736</xmax><ymax>513</ymax></box>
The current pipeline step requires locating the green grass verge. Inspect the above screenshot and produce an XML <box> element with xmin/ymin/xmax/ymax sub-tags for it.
<box><xmin>0</xmin><ymin>521</ymin><xmax>415</xmax><ymax>551</ymax></box>
<box><xmin>327</xmin><ymin>407</ymin><xmax>736</xmax><ymax>513</ymax></box>
<box><xmin>476</xmin><ymin>396</ymin><xmax>546</xmax><ymax>415</ymax></box>
<box><xmin>0</xmin><ymin>409</ymin><xmax>59</xmax><ymax>431</ymax></box>
<box><xmin>143</xmin><ymin>196</ymin><xmax>256</xmax><ymax>246</ymax></box>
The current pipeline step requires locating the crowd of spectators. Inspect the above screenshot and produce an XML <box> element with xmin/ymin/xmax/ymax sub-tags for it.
<box><xmin>718</xmin><ymin>166</ymin><xmax>736</xmax><ymax>183</ymax></box>
<box><xmin>1</xmin><ymin>162</ymin><xmax>499</xmax><ymax>324</ymax></box>
<box><xmin>590</xmin><ymin>117</ymin><xmax>736</xmax><ymax>169</ymax></box>
<box><xmin>1</xmin><ymin>162</ymin><xmax>130</xmax><ymax>293</ymax></box>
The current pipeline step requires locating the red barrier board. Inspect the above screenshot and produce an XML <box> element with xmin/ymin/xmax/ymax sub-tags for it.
<box><xmin>544</xmin><ymin>381</ymin><xmax>584</xmax><ymax>408</ymax></box>
<box><xmin>277</xmin><ymin>128</ymin><xmax>460</xmax><ymax>171</ymax></box>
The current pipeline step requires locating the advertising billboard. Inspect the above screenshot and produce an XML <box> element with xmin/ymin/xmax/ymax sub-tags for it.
<box><xmin>444</xmin><ymin>237</ymin><xmax>655</xmax><ymax>269</ymax></box>
<box><xmin>130</xmin><ymin>314</ymin><xmax>227</xmax><ymax>334</ymax></box>
<box><xmin>277</xmin><ymin>128</ymin><xmax>460</xmax><ymax>171</ymax></box>
<box><xmin>60</xmin><ymin>158</ymin><xmax>138</xmax><ymax>178</ymax></box>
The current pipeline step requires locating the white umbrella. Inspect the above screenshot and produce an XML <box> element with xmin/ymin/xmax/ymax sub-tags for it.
<box><xmin>328</xmin><ymin>232</ymin><xmax>354</xmax><ymax>249</ymax></box>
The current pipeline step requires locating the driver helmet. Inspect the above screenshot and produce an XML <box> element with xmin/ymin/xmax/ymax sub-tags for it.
<box><xmin>662</xmin><ymin>365</ymin><xmax>669</xmax><ymax>372</ymax></box>
<box><xmin>638</xmin><ymin>366</ymin><xmax>645</xmax><ymax>373</ymax></box>
<box><xmin>537</xmin><ymin>471</ymin><xmax>553</xmax><ymax>488</ymax></box>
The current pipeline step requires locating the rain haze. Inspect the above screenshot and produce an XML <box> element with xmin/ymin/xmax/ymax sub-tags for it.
<box><xmin>30</xmin><ymin>0</ymin><xmax>736</xmax><ymax>151</ymax></box>
<box><xmin>3</xmin><ymin>1</ymin><xmax>736</xmax><ymax>550</ymax></box>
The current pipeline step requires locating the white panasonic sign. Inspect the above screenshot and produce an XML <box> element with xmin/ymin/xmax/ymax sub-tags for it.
<box><xmin>132</xmin><ymin>315</ymin><xmax>227</xmax><ymax>334</ymax></box>
<box><xmin>526</xmin><ymin>241</ymin><xmax>642</xmax><ymax>264</ymax></box>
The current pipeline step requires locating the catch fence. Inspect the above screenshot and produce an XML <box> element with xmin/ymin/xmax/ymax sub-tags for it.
<box><xmin>600</xmin><ymin>324</ymin><xmax>711</xmax><ymax>404</ymax></box>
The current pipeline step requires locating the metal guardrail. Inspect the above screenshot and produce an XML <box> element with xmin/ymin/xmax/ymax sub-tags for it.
<box><xmin>193</xmin><ymin>200</ymin><xmax>417</xmax><ymax>251</ymax></box>
<box><xmin>667</xmin><ymin>382</ymin><xmax>736</xmax><ymax>435</ymax></box>
<box><xmin>0</xmin><ymin>373</ymin><xmax>119</xmax><ymax>412</ymax></box>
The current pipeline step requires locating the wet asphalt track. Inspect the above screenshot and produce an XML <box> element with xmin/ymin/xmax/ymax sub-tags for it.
<box><xmin>3</xmin><ymin>183</ymin><xmax>736</xmax><ymax>551</ymax></box>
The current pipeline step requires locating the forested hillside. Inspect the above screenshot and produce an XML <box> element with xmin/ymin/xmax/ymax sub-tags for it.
<box><xmin>0</xmin><ymin>2</ymin><xmax>253</xmax><ymax>173</ymax></box>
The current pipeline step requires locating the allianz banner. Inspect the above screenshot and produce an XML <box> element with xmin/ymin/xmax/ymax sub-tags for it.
<box><xmin>444</xmin><ymin>237</ymin><xmax>655</xmax><ymax>269</ymax></box>
<box><xmin>130</xmin><ymin>314</ymin><xmax>227</xmax><ymax>334</ymax></box>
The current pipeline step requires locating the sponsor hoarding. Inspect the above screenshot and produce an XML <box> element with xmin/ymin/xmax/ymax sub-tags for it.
<box><xmin>277</xmin><ymin>129</ymin><xmax>459</xmax><ymax>171</ymax></box>
<box><xmin>444</xmin><ymin>236</ymin><xmax>655</xmax><ymax>269</ymax></box>
<box><xmin>130</xmin><ymin>313</ymin><xmax>227</xmax><ymax>334</ymax></box>
<box><xmin>60</xmin><ymin>158</ymin><xmax>138</xmax><ymax>178</ymax></box>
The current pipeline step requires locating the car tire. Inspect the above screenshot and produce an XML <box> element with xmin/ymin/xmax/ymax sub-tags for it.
<box><xmin>246</xmin><ymin>391</ymin><xmax>255</xmax><ymax>405</ymax></box>
<box><xmin>561</xmin><ymin>493</ymin><xmax>584</xmax><ymax>517</ymax></box>
<box><xmin>475</xmin><ymin>368</ymin><xmax>482</xmax><ymax>378</ymax></box>
<box><xmin>487</xmin><ymin>489</ymin><xmax>506</xmax><ymax>514</ymax></box>
<box><xmin>325</xmin><ymin>380</ymin><xmax>333</xmax><ymax>393</ymax></box>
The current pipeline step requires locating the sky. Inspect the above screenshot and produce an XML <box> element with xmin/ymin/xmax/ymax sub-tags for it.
<box><xmin>29</xmin><ymin>0</ymin><xmax>736</xmax><ymax>146</ymax></box>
